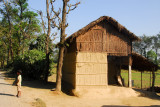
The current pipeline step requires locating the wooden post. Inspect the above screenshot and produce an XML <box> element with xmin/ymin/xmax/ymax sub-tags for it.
<box><xmin>128</xmin><ymin>56</ymin><xmax>132</xmax><ymax>88</ymax></box>
<box><xmin>151</xmin><ymin>69</ymin><xmax>155</xmax><ymax>92</ymax></box>
<box><xmin>150</xmin><ymin>71</ymin><xmax>151</xmax><ymax>88</ymax></box>
<box><xmin>141</xmin><ymin>71</ymin><xmax>142</xmax><ymax>89</ymax></box>
<box><xmin>128</xmin><ymin>65</ymin><xmax>132</xmax><ymax>87</ymax></box>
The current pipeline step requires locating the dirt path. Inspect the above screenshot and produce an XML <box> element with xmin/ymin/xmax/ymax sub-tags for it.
<box><xmin>0</xmin><ymin>71</ymin><xmax>160</xmax><ymax>107</ymax></box>
<box><xmin>0</xmin><ymin>72</ymin><xmax>31</xmax><ymax>107</ymax></box>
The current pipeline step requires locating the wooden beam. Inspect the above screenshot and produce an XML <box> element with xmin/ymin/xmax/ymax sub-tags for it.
<box><xmin>128</xmin><ymin>55</ymin><xmax>132</xmax><ymax>88</ymax></box>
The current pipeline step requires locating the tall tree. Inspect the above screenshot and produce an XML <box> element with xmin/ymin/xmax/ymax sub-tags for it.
<box><xmin>0</xmin><ymin>24</ymin><xmax>7</xmax><ymax>68</ymax></box>
<box><xmin>133</xmin><ymin>35</ymin><xmax>152</xmax><ymax>57</ymax></box>
<box><xmin>13</xmin><ymin>0</ymin><xmax>41</xmax><ymax>56</ymax></box>
<box><xmin>0</xmin><ymin>0</ymin><xmax>15</xmax><ymax>62</ymax></box>
<box><xmin>38</xmin><ymin>0</ymin><xmax>58</xmax><ymax>82</ymax></box>
<box><xmin>151</xmin><ymin>34</ymin><xmax>160</xmax><ymax>64</ymax></box>
<box><xmin>54</xmin><ymin>0</ymin><xmax>80</xmax><ymax>91</ymax></box>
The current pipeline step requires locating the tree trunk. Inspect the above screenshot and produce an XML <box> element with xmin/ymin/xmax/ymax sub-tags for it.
<box><xmin>155</xmin><ymin>49</ymin><xmax>158</xmax><ymax>64</ymax></box>
<box><xmin>7</xmin><ymin>48</ymin><xmax>10</xmax><ymax>65</ymax></box>
<box><xmin>44</xmin><ymin>0</ymin><xmax>51</xmax><ymax>82</ymax></box>
<box><xmin>4</xmin><ymin>0</ymin><xmax>14</xmax><ymax>62</ymax></box>
<box><xmin>151</xmin><ymin>71</ymin><xmax>155</xmax><ymax>91</ymax></box>
<box><xmin>9</xmin><ymin>31</ymin><xmax>13</xmax><ymax>61</ymax></box>
<box><xmin>1</xmin><ymin>56</ymin><xmax>4</xmax><ymax>69</ymax></box>
<box><xmin>55</xmin><ymin>0</ymin><xmax>67</xmax><ymax>91</ymax></box>
<box><xmin>56</xmin><ymin>47</ymin><xmax>64</xmax><ymax>91</ymax></box>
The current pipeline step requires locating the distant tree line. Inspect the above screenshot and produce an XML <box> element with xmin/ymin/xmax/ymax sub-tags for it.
<box><xmin>133</xmin><ymin>33</ymin><xmax>160</xmax><ymax>65</ymax></box>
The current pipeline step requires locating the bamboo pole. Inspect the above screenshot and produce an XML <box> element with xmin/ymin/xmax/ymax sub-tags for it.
<box><xmin>128</xmin><ymin>65</ymin><xmax>132</xmax><ymax>88</ymax></box>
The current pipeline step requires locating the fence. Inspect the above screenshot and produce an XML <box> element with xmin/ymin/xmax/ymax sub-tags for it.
<box><xmin>121</xmin><ymin>70</ymin><xmax>160</xmax><ymax>89</ymax></box>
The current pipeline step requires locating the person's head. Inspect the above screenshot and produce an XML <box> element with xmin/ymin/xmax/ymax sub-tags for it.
<box><xmin>17</xmin><ymin>70</ymin><xmax>22</xmax><ymax>75</ymax></box>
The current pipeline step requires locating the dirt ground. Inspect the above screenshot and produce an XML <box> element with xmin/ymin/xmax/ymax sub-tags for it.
<box><xmin>0</xmin><ymin>71</ymin><xmax>160</xmax><ymax>107</ymax></box>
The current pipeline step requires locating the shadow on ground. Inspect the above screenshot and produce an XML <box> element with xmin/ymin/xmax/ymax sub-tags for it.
<box><xmin>2</xmin><ymin>71</ymin><xmax>160</xmax><ymax>98</ymax></box>
<box><xmin>1</xmin><ymin>71</ymin><xmax>56</xmax><ymax>90</ymax></box>
<box><xmin>102</xmin><ymin>105</ymin><xmax>160</xmax><ymax>107</ymax></box>
<box><xmin>22</xmin><ymin>80</ymin><xmax>56</xmax><ymax>90</ymax></box>
<box><xmin>0</xmin><ymin>83</ymin><xmax>12</xmax><ymax>85</ymax></box>
<box><xmin>0</xmin><ymin>93</ymin><xmax>15</xmax><ymax>97</ymax></box>
<box><xmin>133</xmin><ymin>88</ymin><xmax>160</xmax><ymax>100</ymax></box>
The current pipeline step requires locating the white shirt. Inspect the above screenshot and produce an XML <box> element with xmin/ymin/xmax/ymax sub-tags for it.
<box><xmin>17</xmin><ymin>75</ymin><xmax>22</xmax><ymax>86</ymax></box>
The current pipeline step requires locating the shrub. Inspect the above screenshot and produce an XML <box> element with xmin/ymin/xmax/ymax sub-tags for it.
<box><xmin>13</xmin><ymin>49</ymin><xmax>46</xmax><ymax>80</ymax></box>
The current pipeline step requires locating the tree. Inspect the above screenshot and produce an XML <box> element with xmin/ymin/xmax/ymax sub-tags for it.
<box><xmin>0</xmin><ymin>0</ymin><xmax>16</xmax><ymax>62</ymax></box>
<box><xmin>151</xmin><ymin>34</ymin><xmax>160</xmax><ymax>64</ymax></box>
<box><xmin>0</xmin><ymin>24</ymin><xmax>7</xmax><ymax>68</ymax></box>
<box><xmin>38</xmin><ymin>0</ymin><xmax>58</xmax><ymax>82</ymax></box>
<box><xmin>13</xmin><ymin>0</ymin><xmax>41</xmax><ymax>56</ymax></box>
<box><xmin>55</xmin><ymin>0</ymin><xmax>80</xmax><ymax>91</ymax></box>
<box><xmin>133</xmin><ymin>34</ymin><xmax>160</xmax><ymax>65</ymax></box>
<box><xmin>133</xmin><ymin>35</ymin><xmax>152</xmax><ymax>57</ymax></box>
<box><xmin>147</xmin><ymin>50</ymin><xmax>157</xmax><ymax>64</ymax></box>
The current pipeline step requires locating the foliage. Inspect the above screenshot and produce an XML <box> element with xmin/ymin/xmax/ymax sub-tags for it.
<box><xmin>12</xmin><ymin>48</ymin><xmax>57</xmax><ymax>79</ymax></box>
<box><xmin>133</xmin><ymin>33</ymin><xmax>160</xmax><ymax>65</ymax></box>
<box><xmin>29</xmin><ymin>34</ymin><xmax>46</xmax><ymax>52</ymax></box>
<box><xmin>12</xmin><ymin>49</ymin><xmax>46</xmax><ymax>79</ymax></box>
<box><xmin>0</xmin><ymin>0</ymin><xmax>59</xmax><ymax>81</ymax></box>
<box><xmin>147</xmin><ymin>50</ymin><xmax>157</xmax><ymax>64</ymax></box>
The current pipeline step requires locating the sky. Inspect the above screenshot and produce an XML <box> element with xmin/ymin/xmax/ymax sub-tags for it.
<box><xmin>28</xmin><ymin>0</ymin><xmax>160</xmax><ymax>39</ymax></box>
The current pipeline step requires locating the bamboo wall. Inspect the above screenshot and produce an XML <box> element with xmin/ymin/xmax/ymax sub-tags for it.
<box><xmin>76</xmin><ymin>21</ymin><xmax>131</xmax><ymax>56</ymax></box>
<box><xmin>62</xmin><ymin>42</ymin><xmax>77</xmax><ymax>88</ymax></box>
<box><xmin>75</xmin><ymin>52</ymin><xmax>108</xmax><ymax>89</ymax></box>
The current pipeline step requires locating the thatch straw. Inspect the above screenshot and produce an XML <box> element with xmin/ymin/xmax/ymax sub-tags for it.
<box><xmin>131</xmin><ymin>52</ymin><xmax>158</xmax><ymax>71</ymax></box>
<box><xmin>64</xmin><ymin>16</ymin><xmax>140</xmax><ymax>44</ymax></box>
<box><xmin>122</xmin><ymin>52</ymin><xmax>158</xmax><ymax>71</ymax></box>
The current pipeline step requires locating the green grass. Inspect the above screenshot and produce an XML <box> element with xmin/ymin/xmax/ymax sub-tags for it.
<box><xmin>121</xmin><ymin>70</ymin><xmax>160</xmax><ymax>89</ymax></box>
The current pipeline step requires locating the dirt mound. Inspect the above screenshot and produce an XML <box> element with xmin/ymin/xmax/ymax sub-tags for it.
<box><xmin>73</xmin><ymin>86</ymin><xmax>139</xmax><ymax>98</ymax></box>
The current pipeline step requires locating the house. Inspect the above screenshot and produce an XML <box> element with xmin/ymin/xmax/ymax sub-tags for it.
<box><xmin>61</xmin><ymin>16</ymin><xmax>157</xmax><ymax>92</ymax></box>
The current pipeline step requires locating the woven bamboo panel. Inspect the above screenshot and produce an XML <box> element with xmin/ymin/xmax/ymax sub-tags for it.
<box><xmin>62</xmin><ymin>73</ymin><xmax>75</xmax><ymax>86</ymax></box>
<box><xmin>76</xmin><ymin>52</ymin><xmax>108</xmax><ymax>87</ymax></box>
<box><xmin>76</xmin><ymin>74</ymin><xmax>107</xmax><ymax>86</ymax></box>
<box><xmin>76</xmin><ymin>52</ymin><xmax>107</xmax><ymax>63</ymax></box>
<box><xmin>76</xmin><ymin>63</ymin><xmax>107</xmax><ymax>74</ymax></box>
<box><xmin>62</xmin><ymin>52</ymin><xmax>76</xmax><ymax>87</ymax></box>
<box><xmin>76</xmin><ymin>85</ymin><xmax>107</xmax><ymax>89</ymax></box>
<box><xmin>75</xmin><ymin>21</ymin><xmax>131</xmax><ymax>56</ymax></box>
<box><xmin>64</xmin><ymin>52</ymin><xmax>76</xmax><ymax>62</ymax></box>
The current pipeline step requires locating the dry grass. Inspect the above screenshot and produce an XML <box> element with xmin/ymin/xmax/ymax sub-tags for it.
<box><xmin>32</xmin><ymin>98</ymin><xmax>46</xmax><ymax>107</ymax></box>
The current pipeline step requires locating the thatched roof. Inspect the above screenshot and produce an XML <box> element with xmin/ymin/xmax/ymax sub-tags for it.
<box><xmin>122</xmin><ymin>52</ymin><xmax>158</xmax><ymax>71</ymax></box>
<box><xmin>64</xmin><ymin>16</ymin><xmax>140</xmax><ymax>44</ymax></box>
<box><xmin>131</xmin><ymin>52</ymin><xmax>158</xmax><ymax>71</ymax></box>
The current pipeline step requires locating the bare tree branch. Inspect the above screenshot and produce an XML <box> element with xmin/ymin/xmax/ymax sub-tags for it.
<box><xmin>38</xmin><ymin>10</ymin><xmax>46</xmax><ymax>34</ymax></box>
<box><xmin>51</xmin><ymin>32</ymin><xmax>58</xmax><ymax>41</ymax></box>
<box><xmin>51</xmin><ymin>20</ymin><xmax>60</xmax><ymax>29</ymax></box>
<box><xmin>51</xmin><ymin>1</ymin><xmax>61</xmax><ymax>22</ymax></box>
<box><xmin>67</xmin><ymin>2</ymin><xmax>80</xmax><ymax>14</ymax></box>
<box><xmin>50</xmin><ymin>0</ymin><xmax>62</xmax><ymax>30</ymax></box>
